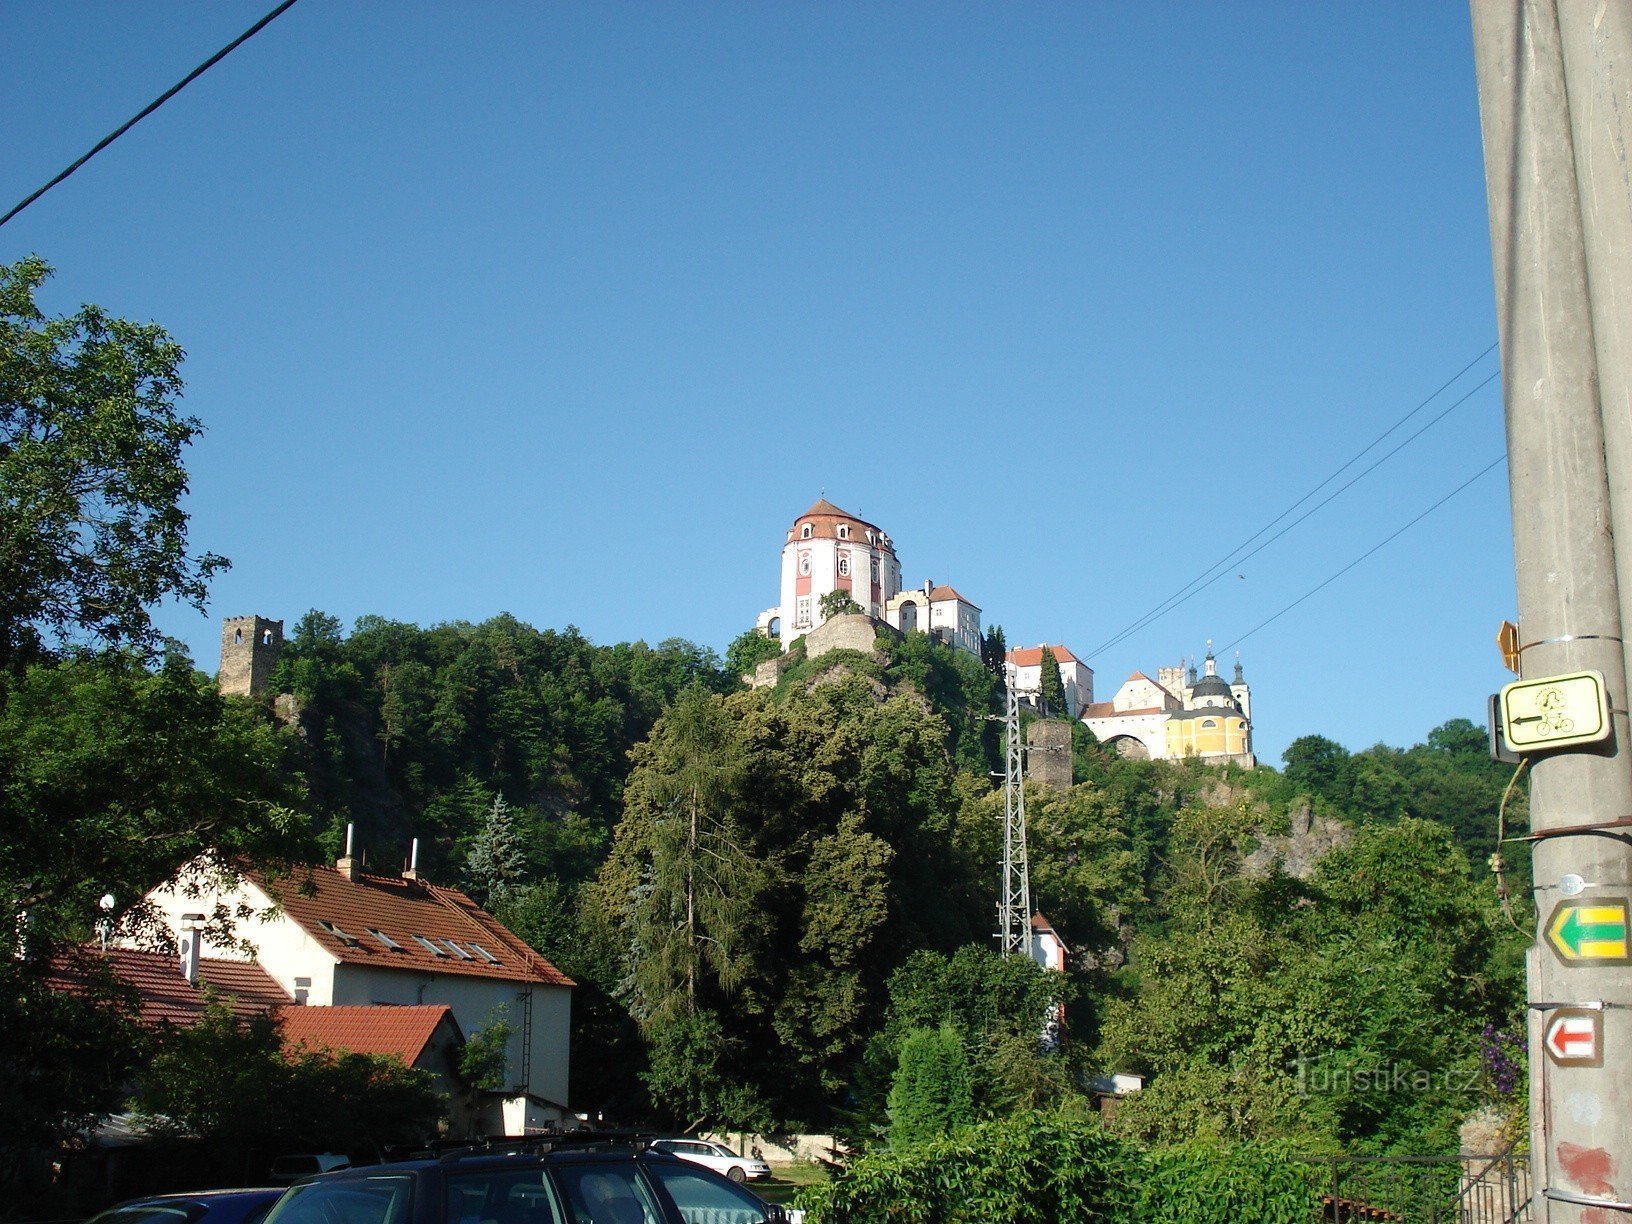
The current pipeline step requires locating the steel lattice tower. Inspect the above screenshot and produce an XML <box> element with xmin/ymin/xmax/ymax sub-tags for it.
<box><xmin>997</xmin><ymin>664</ymin><xmax>1031</xmax><ymax>958</ymax></box>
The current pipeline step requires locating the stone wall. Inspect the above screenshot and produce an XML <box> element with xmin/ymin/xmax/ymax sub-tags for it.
<box><xmin>805</xmin><ymin>613</ymin><xmax>888</xmax><ymax>661</ymax></box>
<box><xmin>1026</xmin><ymin>719</ymin><xmax>1074</xmax><ymax>792</ymax></box>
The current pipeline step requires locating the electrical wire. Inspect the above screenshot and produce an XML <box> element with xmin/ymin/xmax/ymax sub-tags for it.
<box><xmin>1084</xmin><ymin>344</ymin><xmax>1500</xmax><ymax>661</ymax></box>
<box><xmin>1216</xmin><ymin>452</ymin><xmax>1507</xmax><ymax>653</ymax></box>
<box><xmin>0</xmin><ymin>0</ymin><xmax>302</xmax><ymax>231</ymax></box>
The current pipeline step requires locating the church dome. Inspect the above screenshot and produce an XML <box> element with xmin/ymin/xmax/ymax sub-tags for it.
<box><xmin>1190</xmin><ymin>673</ymin><xmax>1233</xmax><ymax>700</ymax></box>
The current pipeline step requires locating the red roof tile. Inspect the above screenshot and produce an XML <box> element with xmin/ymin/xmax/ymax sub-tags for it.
<box><xmin>46</xmin><ymin>946</ymin><xmax>289</xmax><ymax>1027</ymax></box>
<box><xmin>280</xmin><ymin>1004</ymin><xmax>459</xmax><ymax>1064</ymax></box>
<box><xmin>1006</xmin><ymin>645</ymin><xmax>1080</xmax><ymax>667</ymax></box>
<box><xmin>927</xmin><ymin>585</ymin><xmax>980</xmax><ymax>610</ymax></box>
<box><xmin>251</xmin><ymin>866</ymin><xmax>573</xmax><ymax>988</ymax></box>
<box><xmin>1082</xmin><ymin>701</ymin><xmax>1167</xmax><ymax>719</ymax></box>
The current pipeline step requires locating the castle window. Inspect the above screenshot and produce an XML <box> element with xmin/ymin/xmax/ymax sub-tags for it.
<box><xmin>872</xmin><ymin>562</ymin><xmax>880</xmax><ymax>583</ymax></box>
<box><xmin>798</xmin><ymin>552</ymin><xmax>811</xmax><ymax>576</ymax></box>
<box><xmin>801</xmin><ymin>524</ymin><xmax>812</xmax><ymax>539</ymax></box>
<box><xmin>865</xmin><ymin>530</ymin><xmax>875</xmax><ymax>543</ymax></box>
<box><xmin>837</xmin><ymin>553</ymin><xmax>850</xmax><ymax>577</ymax></box>
<box><xmin>1202</xmin><ymin>719</ymin><xmax>1218</xmax><ymax>729</ymax></box>
<box><xmin>837</xmin><ymin>525</ymin><xmax>849</xmax><ymax>539</ymax></box>
<box><xmin>795</xmin><ymin>597</ymin><xmax>811</xmax><ymax>628</ymax></box>
<box><xmin>262</xmin><ymin>629</ymin><xmax>274</xmax><ymax>645</ymax></box>
<box><xmin>234</xmin><ymin>629</ymin><xmax>243</xmax><ymax>645</ymax></box>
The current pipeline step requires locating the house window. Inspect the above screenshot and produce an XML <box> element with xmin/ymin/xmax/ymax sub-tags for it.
<box><xmin>798</xmin><ymin>552</ymin><xmax>811</xmax><ymax>576</ymax></box>
<box><xmin>293</xmin><ymin>976</ymin><xmax>311</xmax><ymax>1005</ymax></box>
<box><xmin>368</xmin><ymin>928</ymin><xmax>404</xmax><ymax>951</ymax></box>
<box><xmin>413</xmin><ymin>935</ymin><xmax>447</xmax><ymax>957</ymax></box>
<box><xmin>837</xmin><ymin>553</ymin><xmax>851</xmax><ymax>577</ymax></box>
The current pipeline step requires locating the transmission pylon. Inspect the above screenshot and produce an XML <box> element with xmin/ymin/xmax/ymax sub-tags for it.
<box><xmin>997</xmin><ymin>663</ymin><xmax>1031</xmax><ymax>958</ymax></box>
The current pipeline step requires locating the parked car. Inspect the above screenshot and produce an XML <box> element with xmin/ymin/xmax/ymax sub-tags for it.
<box><xmin>85</xmin><ymin>1188</ymin><xmax>284</xmax><ymax>1224</ymax></box>
<box><xmin>259</xmin><ymin>1136</ymin><xmax>787</xmax><ymax>1224</ymax></box>
<box><xmin>648</xmin><ymin>1139</ymin><xmax>771</xmax><ymax>1184</ymax></box>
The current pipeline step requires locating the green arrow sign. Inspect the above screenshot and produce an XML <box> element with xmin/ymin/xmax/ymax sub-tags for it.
<box><xmin>1546</xmin><ymin>898</ymin><xmax>1632</xmax><ymax>965</ymax></box>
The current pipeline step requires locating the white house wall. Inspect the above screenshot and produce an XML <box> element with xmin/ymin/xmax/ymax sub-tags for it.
<box><xmin>332</xmin><ymin>964</ymin><xmax>571</xmax><ymax>1108</ymax></box>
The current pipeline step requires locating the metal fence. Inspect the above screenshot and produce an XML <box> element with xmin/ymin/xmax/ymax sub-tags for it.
<box><xmin>1303</xmin><ymin>1151</ymin><xmax>1531</xmax><ymax>1224</ymax></box>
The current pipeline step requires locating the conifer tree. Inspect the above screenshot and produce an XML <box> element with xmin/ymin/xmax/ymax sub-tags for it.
<box><xmin>465</xmin><ymin>793</ymin><xmax>526</xmax><ymax>910</ymax></box>
<box><xmin>887</xmin><ymin>1023</ymin><xmax>974</xmax><ymax>1149</ymax></box>
<box><xmin>1039</xmin><ymin>646</ymin><xmax>1067</xmax><ymax>719</ymax></box>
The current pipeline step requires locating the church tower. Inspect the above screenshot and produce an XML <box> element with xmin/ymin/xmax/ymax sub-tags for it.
<box><xmin>761</xmin><ymin>499</ymin><xmax>902</xmax><ymax>648</ymax></box>
<box><xmin>219</xmin><ymin>615</ymin><xmax>283</xmax><ymax>697</ymax></box>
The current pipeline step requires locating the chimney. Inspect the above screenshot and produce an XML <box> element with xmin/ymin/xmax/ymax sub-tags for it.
<box><xmin>337</xmin><ymin>822</ymin><xmax>360</xmax><ymax>881</ymax></box>
<box><xmin>402</xmin><ymin>837</ymin><xmax>422</xmax><ymax>884</ymax></box>
<box><xmin>179</xmin><ymin>912</ymin><xmax>206</xmax><ymax>985</ymax></box>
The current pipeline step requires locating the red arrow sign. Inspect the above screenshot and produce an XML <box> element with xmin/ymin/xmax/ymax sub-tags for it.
<box><xmin>1545</xmin><ymin>1010</ymin><xmax>1604</xmax><ymax>1067</ymax></box>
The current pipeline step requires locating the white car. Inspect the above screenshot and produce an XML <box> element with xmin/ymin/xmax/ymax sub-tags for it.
<box><xmin>650</xmin><ymin>1138</ymin><xmax>772</xmax><ymax>1183</ymax></box>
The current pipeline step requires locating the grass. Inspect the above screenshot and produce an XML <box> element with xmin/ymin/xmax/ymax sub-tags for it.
<box><xmin>757</xmin><ymin>1162</ymin><xmax>832</xmax><ymax>1205</ymax></box>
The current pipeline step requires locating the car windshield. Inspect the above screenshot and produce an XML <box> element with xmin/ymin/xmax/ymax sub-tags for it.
<box><xmin>262</xmin><ymin>1176</ymin><xmax>414</xmax><ymax>1224</ymax></box>
<box><xmin>641</xmin><ymin>1166</ymin><xmax>770</xmax><ymax>1224</ymax></box>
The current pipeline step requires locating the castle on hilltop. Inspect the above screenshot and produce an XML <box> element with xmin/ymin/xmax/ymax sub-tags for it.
<box><xmin>756</xmin><ymin>498</ymin><xmax>983</xmax><ymax>655</ymax></box>
<box><xmin>751</xmin><ymin>498</ymin><xmax>1254</xmax><ymax>766</ymax></box>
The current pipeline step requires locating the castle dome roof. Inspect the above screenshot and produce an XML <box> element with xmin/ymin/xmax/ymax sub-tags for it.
<box><xmin>1189</xmin><ymin>673</ymin><xmax>1233</xmax><ymax>699</ymax></box>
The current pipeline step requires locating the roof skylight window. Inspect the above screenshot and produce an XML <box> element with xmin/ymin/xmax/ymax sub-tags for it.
<box><xmin>412</xmin><ymin>935</ymin><xmax>447</xmax><ymax>957</ymax></box>
<box><xmin>317</xmin><ymin>920</ymin><xmax>359</xmax><ymax>945</ymax></box>
<box><xmin>441</xmin><ymin>940</ymin><xmax>474</xmax><ymax>960</ymax></box>
<box><xmin>368</xmin><ymin>928</ymin><xmax>404</xmax><ymax>951</ymax></box>
<box><xmin>468</xmin><ymin>943</ymin><xmax>501</xmax><ymax>964</ymax></box>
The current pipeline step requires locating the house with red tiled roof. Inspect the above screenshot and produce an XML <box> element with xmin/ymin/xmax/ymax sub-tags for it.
<box><xmin>885</xmin><ymin>580</ymin><xmax>983</xmax><ymax>655</ymax></box>
<box><xmin>46</xmin><ymin>945</ymin><xmax>291</xmax><ymax>1028</ymax></box>
<box><xmin>280</xmin><ymin>1004</ymin><xmax>467</xmax><ymax>1122</ymax></box>
<box><xmin>142</xmin><ymin>850</ymin><xmax>574</xmax><ymax>1136</ymax></box>
<box><xmin>1005</xmin><ymin>645</ymin><xmax>1095</xmax><ymax>719</ymax></box>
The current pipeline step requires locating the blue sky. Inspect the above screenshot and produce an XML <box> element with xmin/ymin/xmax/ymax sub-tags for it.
<box><xmin>2</xmin><ymin>3</ymin><xmax>1512</xmax><ymax>766</ymax></box>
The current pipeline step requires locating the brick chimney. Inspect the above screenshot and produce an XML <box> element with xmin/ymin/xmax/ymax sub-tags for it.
<box><xmin>337</xmin><ymin>823</ymin><xmax>360</xmax><ymax>881</ymax></box>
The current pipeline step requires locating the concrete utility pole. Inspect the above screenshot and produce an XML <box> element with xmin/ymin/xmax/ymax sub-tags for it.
<box><xmin>1471</xmin><ymin>1</ymin><xmax>1632</xmax><ymax>1217</ymax></box>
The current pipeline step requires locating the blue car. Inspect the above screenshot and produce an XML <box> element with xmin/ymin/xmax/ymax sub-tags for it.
<box><xmin>85</xmin><ymin>1188</ymin><xmax>285</xmax><ymax>1224</ymax></box>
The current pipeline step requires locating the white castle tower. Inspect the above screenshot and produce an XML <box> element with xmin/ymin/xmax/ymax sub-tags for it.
<box><xmin>757</xmin><ymin>498</ymin><xmax>903</xmax><ymax>649</ymax></box>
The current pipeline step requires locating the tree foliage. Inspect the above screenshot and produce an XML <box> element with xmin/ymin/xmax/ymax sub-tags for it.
<box><xmin>0</xmin><ymin>257</ymin><xmax>226</xmax><ymax>668</ymax></box>
<box><xmin>887</xmin><ymin>1025</ymin><xmax>973</xmax><ymax>1149</ymax></box>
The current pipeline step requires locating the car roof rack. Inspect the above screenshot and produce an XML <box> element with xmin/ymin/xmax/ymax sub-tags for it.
<box><xmin>434</xmin><ymin>1130</ymin><xmax>658</xmax><ymax>1164</ymax></box>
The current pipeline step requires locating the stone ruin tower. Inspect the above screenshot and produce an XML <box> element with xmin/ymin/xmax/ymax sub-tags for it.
<box><xmin>219</xmin><ymin>615</ymin><xmax>283</xmax><ymax>697</ymax></box>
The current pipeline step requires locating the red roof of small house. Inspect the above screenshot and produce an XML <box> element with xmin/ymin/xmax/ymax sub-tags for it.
<box><xmin>1031</xmin><ymin>912</ymin><xmax>1070</xmax><ymax>953</ymax></box>
<box><xmin>46</xmin><ymin>946</ymin><xmax>290</xmax><ymax>1027</ymax></box>
<box><xmin>1006</xmin><ymin>645</ymin><xmax>1081</xmax><ymax>667</ymax></box>
<box><xmin>250</xmin><ymin>865</ymin><xmax>573</xmax><ymax>989</ymax></box>
<box><xmin>927</xmin><ymin>585</ymin><xmax>980</xmax><ymax>610</ymax></box>
<box><xmin>280</xmin><ymin>1004</ymin><xmax>460</xmax><ymax>1065</ymax></box>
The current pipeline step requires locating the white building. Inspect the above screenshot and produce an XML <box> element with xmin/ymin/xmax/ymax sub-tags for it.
<box><xmin>755</xmin><ymin>499</ymin><xmax>985</xmax><ymax>656</ymax></box>
<box><xmin>758</xmin><ymin>498</ymin><xmax>902</xmax><ymax>649</ymax></box>
<box><xmin>1081</xmin><ymin>649</ymin><xmax>1254</xmax><ymax>766</ymax></box>
<box><xmin>1005</xmin><ymin>645</ymin><xmax>1095</xmax><ymax>719</ymax></box>
<box><xmin>143</xmin><ymin>852</ymin><xmax>575</xmax><ymax>1135</ymax></box>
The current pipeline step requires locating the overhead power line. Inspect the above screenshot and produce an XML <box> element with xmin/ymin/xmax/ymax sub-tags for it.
<box><xmin>1084</xmin><ymin>343</ymin><xmax>1500</xmax><ymax>661</ymax></box>
<box><xmin>1219</xmin><ymin>453</ymin><xmax>1509</xmax><ymax>652</ymax></box>
<box><xmin>0</xmin><ymin>0</ymin><xmax>301</xmax><ymax>231</ymax></box>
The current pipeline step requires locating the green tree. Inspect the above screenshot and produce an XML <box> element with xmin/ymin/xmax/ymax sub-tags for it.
<box><xmin>724</xmin><ymin>629</ymin><xmax>782</xmax><ymax>677</ymax></box>
<box><xmin>887</xmin><ymin>1024</ymin><xmax>973</xmax><ymax>1149</ymax></box>
<box><xmin>465</xmin><ymin>793</ymin><xmax>526</xmax><ymax>910</ymax></box>
<box><xmin>0</xmin><ymin>257</ymin><xmax>226</xmax><ymax>668</ymax></box>
<box><xmin>1037</xmin><ymin>646</ymin><xmax>1067</xmax><ymax>719</ymax></box>
<box><xmin>456</xmin><ymin>1010</ymin><xmax>512</xmax><ymax>1135</ymax></box>
<box><xmin>819</xmin><ymin>589</ymin><xmax>863</xmax><ymax>619</ymax></box>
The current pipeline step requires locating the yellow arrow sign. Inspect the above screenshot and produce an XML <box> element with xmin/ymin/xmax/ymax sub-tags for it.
<box><xmin>1546</xmin><ymin>899</ymin><xmax>1631</xmax><ymax>964</ymax></box>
